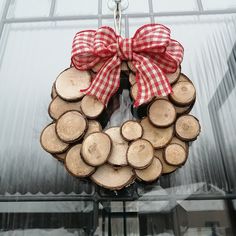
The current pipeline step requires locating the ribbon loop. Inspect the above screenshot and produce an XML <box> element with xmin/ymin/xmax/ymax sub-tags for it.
<box><xmin>71</xmin><ymin>24</ymin><xmax>184</xmax><ymax>107</ymax></box>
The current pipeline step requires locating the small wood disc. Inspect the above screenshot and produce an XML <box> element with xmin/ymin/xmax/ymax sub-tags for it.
<box><xmin>48</xmin><ymin>96</ymin><xmax>81</xmax><ymax>120</ymax></box>
<box><xmin>91</xmin><ymin>61</ymin><xmax>105</xmax><ymax>73</ymax></box>
<box><xmin>53</xmin><ymin>152</ymin><xmax>67</xmax><ymax>162</ymax></box>
<box><xmin>141</xmin><ymin>117</ymin><xmax>174</xmax><ymax>149</ymax></box>
<box><xmin>56</xmin><ymin>111</ymin><xmax>87</xmax><ymax>143</ymax></box>
<box><xmin>81</xmin><ymin>132</ymin><xmax>111</xmax><ymax>167</ymax></box>
<box><xmin>55</xmin><ymin>67</ymin><xmax>91</xmax><ymax>101</ymax></box>
<box><xmin>40</xmin><ymin>123</ymin><xmax>69</xmax><ymax>154</ymax></box>
<box><xmin>91</xmin><ymin>164</ymin><xmax>134</xmax><ymax>190</ymax></box>
<box><xmin>121</xmin><ymin>120</ymin><xmax>143</xmax><ymax>141</ymax></box>
<box><xmin>127</xmin><ymin>61</ymin><xmax>137</xmax><ymax>72</ymax></box>
<box><xmin>121</xmin><ymin>61</ymin><xmax>129</xmax><ymax>72</ymax></box>
<box><xmin>148</xmin><ymin>99</ymin><xmax>176</xmax><ymax>127</ymax></box>
<box><xmin>65</xmin><ymin>144</ymin><xmax>95</xmax><ymax>177</ymax></box>
<box><xmin>130</xmin><ymin>83</ymin><xmax>138</xmax><ymax>101</ymax></box>
<box><xmin>175</xmin><ymin>115</ymin><xmax>201</xmax><ymax>141</ymax></box>
<box><xmin>155</xmin><ymin>149</ymin><xmax>178</xmax><ymax>174</ymax></box>
<box><xmin>178</xmin><ymin>73</ymin><xmax>191</xmax><ymax>83</ymax></box>
<box><xmin>170</xmin><ymin>81</ymin><xmax>196</xmax><ymax>106</ymax></box>
<box><xmin>164</xmin><ymin>143</ymin><xmax>187</xmax><ymax>166</ymax></box>
<box><xmin>170</xmin><ymin>136</ymin><xmax>188</xmax><ymax>151</ymax></box>
<box><xmin>166</xmin><ymin>66</ymin><xmax>181</xmax><ymax>84</ymax></box>
<box><xmin>51</xmin><ymin>83</ymin><xmax>57</xmax><ymax>99</ymax></box>
<box><xmin>135</xmin><ymin>157</ymin><xmax>162</xmax><ymax>182</ymax></box>
<box><xmin>129</xmin><ymin>73</ymin><xmax>136</xmax><ymax>86</ymax></box>
<box><xmin>84</xmin><ymin>120</ymin><xmax>102</xmax><ymax>139</ymax></box>
<box><xmin>127</xmin><ymin>139</ymin><xmax>154</xmax><ymax>169</ymax></box>
<box><xmin>81</xmin><ymin>95</ymin><xmax>105</xmax><ymax>119</ymax></box>
<box><xmin>105</xmin><ymin>127</ymin><xmax>129</xmax><ymax>166</ymax></box>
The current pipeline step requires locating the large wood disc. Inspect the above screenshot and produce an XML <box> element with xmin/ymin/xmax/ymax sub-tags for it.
<box><xmin>81</xmin><ymin>132</ymin><xmax>111</xmax><ymax>167</ymax></box>
<box><xmin>40</xmin><ymin>123</ymin><xmax>69</xmax><ymax>154</ymax></box>
<box><xmin>51</xmin><ymin>83</ymin><xmax>57</xmax><ymax>99</ymax></box>
<box><xmin>129</xmin><ymin>73</ymin><xmax>136</xmax><ymax>86</ymax></box>
<box><xmin>91</xmin><ymin>164</ymin><xmax>134</xmax><ymax>190</ymax></box>
<box><xmin>154</xmin><ymin>149</ymin><xmax>178</xmax><ymax>174</ymax></box>
<box><xmin>65</xmin><ymin>144</ymin><xmax>95</xmax><ymax>177</ymax></box>
<box><xmin>164</xmin><ymin>143</ymin><xmax>187</xmax><ymax>166</ymax></box>
<box><xmin>105</xmin><ymin>127</ymin><xmax>129</xmax><ymax>166</ymax></box>
<box><xmin>166</xmin><ymin>66</ymin><xmax>181</xmax><ymax>84</ymax></box>
<box><xmin>127</xmin><ymin>139</ymin><xmax>154</xmax><ymax>169</ymax></box>
<box><xmin>141</xmin><ymin>117</ymin><xmax>174</xmax><ymax>149</ymax></box>
<box><xmin>55</xmin><ymin>67</ymin><xmax>91</xmax><ymax>101</ymax></box>
<box><xmin>121</xmin><ymin>120</ymin><xmax>143</xmax><ymax>141</ymax></box>
<box><xmin>170</xmin><ymin>81</ymin><xmax>196</xmax><ymax>106</ymax></box>
<box><xmin>48</xmin><ymin>96</ymin><xmax>81</xmax><ymax>120</ymax></box>
<box><xmin>84</xmin><ymin>120</ymin><xmax>102</xmax><ymax>139</ymax></box>
<box><xmin>56</xmin><ymin>111</ymin><xmax>87</xmax><ymax>143</ymax></box>
<box><xmin>148</xmin><ymin>99</ymin><xmax>176</xmax><ymax>127</ymax></box>
<box><xmin>135</xmin><ymin>157</ymin><xmax>162</xmax><ymax>182</ymax></box>
<box><xmin>81</xmin><ymin>95</ymin><xmax>105</xmax><ymax>119</ymax></box>
<box><xmin>175</xmin><ymin>115</ymin><xmax>201</xmax><ymax>141</ymax></box>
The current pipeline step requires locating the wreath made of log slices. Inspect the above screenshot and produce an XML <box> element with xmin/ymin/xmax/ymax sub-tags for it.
<box><xmin>40</xmin><ymin>62</ymin><xmax>201</xmax><ymax>190</ymax></box>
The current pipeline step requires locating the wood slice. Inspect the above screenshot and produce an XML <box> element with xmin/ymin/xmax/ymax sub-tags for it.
<box><xmin>148</xmin><ymin>99</ymin><xmax>176</xmax><ymax>127</ymax></box>
<box><xmin>154</xmin><ymin>149</ymin><xmax>178</xmax><ymax>174</ymax></box>
<box><xmin>81</xmin><ymin>95</ymin><xmax>105</xmax><ymax>119</ymax></box>
<box><xmin>129</xmin><ymin>73</ymin><xmax>136</xmax><ymax>86</ymax></box>
<box><xmin>121</xmin><ymin>61</ymin><xmax>129</xmax><ymax>72</ymax></box>
<box><xmin>164</xmin><ymin>143</ymin><xmax>187</xmax><ymax>166</ymax></box>
<box><xmin>170</xmin><ymin>81</ymin><xmax>196</xmax><ymax>106</ymax></box>
<box><xmin>178</xmin><ymin>73</ymin><xmax>191</xmax><ymax>83</ymax></box>
<box><xmin>84</xmin><ymin>120</ymin><xmax>102</xmax><ymax>139</ymax></box>
<box><xmin>55</xmin><ymin>67</ymin><xmax>91</xmax><ymax>101</ymax></box>
<box><xmin>121</xmin><ymin>120</ymin><xmax>143</xmax><ymax>141</ymax></box>
<box><xmin>127</xmin><ymin>61</ymin><xmax>137</xmax><ymax>73</ymax></box>
<box><xmin>65</xmin><ymin>144</ymin><xmax>95</xmax><ymax>177</ymax></box>
<box><xmin>130</xmin><ymin>83</ymin><xmax>138</xmax><ymax>101</ymax></box>
<box><xmin>166</xmin><ymin>66</ymin><xmax>181</xmax><ymax>84</ymax></box>
<box><xmin>105</xmin><ymin>127</ymin><xmax>129</xmax><ymax>166</ymax></box>
<box><xmin>135</xmin><ymin>157</ymin><xmax>162</xmax><ymax>182</ymax></box>
<box><xmin>81</xmin><ymin>132</ymin><xmax>112</xmax><ymax>167</ymax></box>
<box><xmin>56</xmin><ymin>111</ymin><xmax>87</xmax><ymax>143</ymax></box>
<box><xmin>51</xmin><ymin>83</ymin><xmax>57</xmax><ymax>99</ymax></box>
<box><xmin>52</xmin><ymin>152</ymin><xmax>67</xmax><ymax>162</ymax></box>
<box><xmin>40</xmin><ymin>123</ymin><xmax>69</xmax><ymax>154</ymax></box>
<box><xmin>141</xmin><ymin>117</ymin><xmax>174</xmax><ymax>149</ymax></box>
<box><xmin>48</xmin><ymin>96</ymin><xmax>81</xmax><ymax>120</ymax></box>
<box><xmin>127</xmin><ymin>139</ymin><xmax>154</xmax><ymax>169</ymax></box>
<box><xmin>175</xmin><ymin>115</ymin><xmax>201</xmax><ymax>141</ymax></box>
<box><xmin>170</xmin><ymin>136</ymin><xmax>188</xmax><ymax>151</ymax></box>
<box><xmin>91</xmin><ymin>61</ymin><xmax>105</xmax><ymax>73</ymax></box>
<box><xmin>91</xmin><ymin>164</ymin><xmax>134</xmax><ymax>190</ymax></box>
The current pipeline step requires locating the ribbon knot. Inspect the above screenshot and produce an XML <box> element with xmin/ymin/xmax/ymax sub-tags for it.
<box><xmin>117</xmin><ymin>37</ymin><xmax>133</xmax><ymax>61</ymax></box>
<box><xmin>71</xmin><ymin>24</ymin><xmax>184</xmax><ymax>107</ymax></box>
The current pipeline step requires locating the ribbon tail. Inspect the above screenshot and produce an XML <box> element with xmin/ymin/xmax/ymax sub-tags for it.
<box><xmin>81</xmin><ymin>55</ymin><xmax>121</xmax><ymax>106</ymax></box>
<box><xmin>132</xmin><ymin>54</ymin><xmax>172</xmax><ymax>107</ymax></box>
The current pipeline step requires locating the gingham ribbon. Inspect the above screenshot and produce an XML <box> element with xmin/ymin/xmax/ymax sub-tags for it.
<box><xmin>71</xmin><ymin>24</ymin><xmax>184</xmax><ymax>107</ymax></box>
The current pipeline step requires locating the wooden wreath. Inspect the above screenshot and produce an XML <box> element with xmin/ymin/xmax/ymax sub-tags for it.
<box><xmin>40</xmin><ymin>64</ymin><xmax>201</xmax><ymax>190</ymax></box>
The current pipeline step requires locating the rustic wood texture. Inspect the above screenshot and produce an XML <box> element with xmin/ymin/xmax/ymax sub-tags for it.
<box><xmin>121</xmin><ymin>120</ymin><xmax>143</xmax><ymax>141</ymax></box>
<box><xmin>81</xmin><ymin>132</ymin><xmax>112</xmax><ymax>167</ymax></box>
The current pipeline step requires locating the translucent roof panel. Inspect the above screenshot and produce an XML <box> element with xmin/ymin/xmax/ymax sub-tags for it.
<box><xmin>7</xmin><ymin>0</ymin><xmax>50</xmax><ymax>18</ymax></box>
<box><xmin>55</xmin><ymin>0</ymin><xmax>98</xmax><ymax>16</ymax></box>
<box><xmin>152</xmin><ymin>0</ymin><xmax>198</xmax><ymax>12</ymax></box>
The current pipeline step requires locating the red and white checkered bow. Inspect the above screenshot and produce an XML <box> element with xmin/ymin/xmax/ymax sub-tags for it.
<box><xmin>71</xmin><ymin>24</ymin><xmax>184</xmax><ymax>107</ymax></box>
